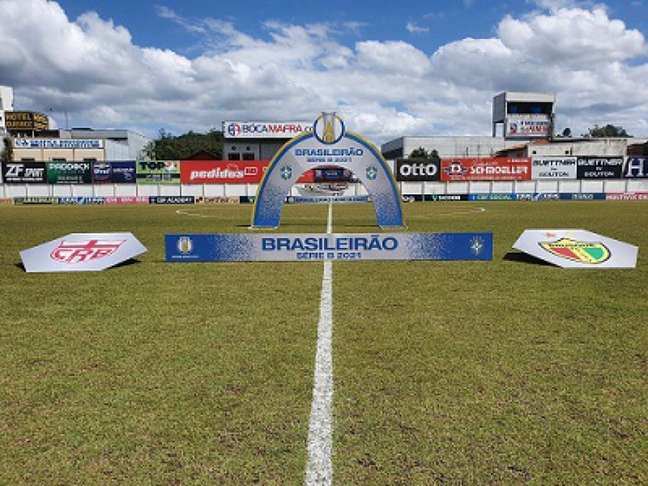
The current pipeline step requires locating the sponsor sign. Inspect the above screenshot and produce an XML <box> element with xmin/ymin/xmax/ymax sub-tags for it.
<box><xmin>623</xmin><ymin>157</ymin><xmax>648</xmax><ymax>178</ymax></box>
<box><xmin>47</xmin><ymin>162</ymin><xmax>92</xmax><ymax>184</ymax></box>
<box><xmin>468</xmin><ymin>193</ymin><xmax>516</xmax><ymax>201</ymax></box>
<box><xmin>1</xmin><ymin>162</ymin><xmax>47</xmax><ymax>183</ymax></box>
<box><xmin>505</xmin><ymin>114</ymin><xmax>551</xmax><ymax>138</ymax></box>
<box><xmin>0</xmin><ymin>198</ymin><xmax>14</xmax><ymax>205</ymax></box>
<box><xmin>577</xmin><ymin>157</ymin><xmax>623</xmax><ymax>179</ymax></box>
<box><xmin>196</xmin><ymin>197</ymin><xmax>240</xmax><ymax>204</ymax></box>
<box><xmin>606</xmin><ymin>192</ymin><xmax>648</xmax><ymax>200</ymax></box>
<box><xmin>13</xmin><ymin>197</ymin><xmax>58</xmax><ymax>205</ymax></box>
<box><xmin>181</xmin><ymin>160</ymin><xmax>267</xmax><ymax>184</ymax></box>
<box><xmin>149</xmin><ymin>196</ymin><xmax>195</xmax><ymax>205</ymax></box>
<box><xmin>165</xmin><ymin>232</ymin><xmax>493</xmax><ymax>262</ymax></box>
<box><xmin>286</xmin><ymin>195</ymin><xmax>370</xmax><ymax>204</ymax></box>
<box><xmin>252</xmin><ymin>112</ymin><xmax>403</xmax><ymax>228</ymax></box>
<box><xmin>531</xmin><ymin>157</ymin><xmax>577</xmax><ymax>180</ymax></box>
<box><xmin>223</xmin><ymin>121</ymin><xmax>311</xmax><ymax>139</ymax></box>
<box><xmin>20</xmin><ymin>232</ymin><xmax>147</xmax><ymax>273</ymax></box>
<box><xmin>93</xmin><ymin>161</ymin><xmax>136</xmax><ymax>184</ymax></box>
<box><xmin>57</xmin><ymin>197</ymin><xmax>105</xmax><ymax>205</ymax></box>
<box><xmin>136</xmin><ymin>160</ymin><xmax>180</xmax><ymax>184</ymax></box>
<box><xmin>512</xmin><ymin>229</ymin><xmax>638</xmax><ymax>269</ymax></box>
<box><xmin>395</xmin><ymin>158</ymin><xmax>440</xmax><ymax>182</ymax></box>
<box><xmin>559</xmin><ymin>193</ymin><xmax>606</xmax><ymax>201</ymax></box>
<box><xmin>5</xmin><ymin>111</ymin><xmax>49</xmax><ymax>131</ymax></box>
<box><xmin>13</xmin><ymin>139</ymin><xmax>103</xmax><ymax>149</ymax></box>
<box><xmin>440</xmin><ymin>158</ymin><xmax>531</xmax><ymax>181</ymax></box>
<box><xmin>104</xmin><ymin>197</ymin><xmax>149</xmax><ymax>205</ymax></box>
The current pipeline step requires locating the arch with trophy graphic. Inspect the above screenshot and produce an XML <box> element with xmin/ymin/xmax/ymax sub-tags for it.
<box><xmin>252</xmin><ymin>113</ymin><xmax>404</xmax><ymax>229</ymax></box>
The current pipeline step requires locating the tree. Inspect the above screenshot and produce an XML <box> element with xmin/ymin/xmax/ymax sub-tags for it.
<box><xmin>584</xmin><ymin>124</ymin><xmax>632</xmax><ymax>138</ymax></box>
<box><xmin>409</xmin><ymin>147</ymin><xmax>440</xmax><ymax>162</ymax></box>
<box><xmin>1</xmin><ymin>137</ymin><xmax>13</xmax><ymax>163</ymax></box>
<box><xmin>144</xmin><ymin>129</ymin><xmax>224</xmax><ymax>159</ymax></box>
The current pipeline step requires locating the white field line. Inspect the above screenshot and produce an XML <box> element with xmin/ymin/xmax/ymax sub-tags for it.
<box><xmin>305</xmin><ymin>202</ymin><xmax>334</xmax><ymax>485</ymax></box>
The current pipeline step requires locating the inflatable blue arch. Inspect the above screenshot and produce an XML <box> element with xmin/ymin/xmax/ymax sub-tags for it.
<box><xmin>252</xmin><ymin>114</ymin><xmax>404</xmax><ymax>229</ymax></box>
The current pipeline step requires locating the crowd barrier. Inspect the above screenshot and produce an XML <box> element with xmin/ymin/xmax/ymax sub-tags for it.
<box><xmin>1</xmin><ymin>192</ymin><xmax>647</xmax><ymax>206</ymax></box>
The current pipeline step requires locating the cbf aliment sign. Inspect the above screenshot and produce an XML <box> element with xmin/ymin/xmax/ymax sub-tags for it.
<box><xmin>252</xmin><ymin>113</ymin><xmax>403</xmax><ymax>228</ymax></box>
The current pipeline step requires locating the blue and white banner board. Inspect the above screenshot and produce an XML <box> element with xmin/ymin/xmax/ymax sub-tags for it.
<box><xmin>252</xmin><ymin>113</ymin><xmax>403</xmax><ymax>229</ymax></box>
<box><xmin>512</xmin><ymin>229</ymin><xmax>637</xmax><ymax>269</ymax></box>
<box><xmin>20</xmin><ymin>233</ymin><xmax>147</xmax><ymax>272</ymax></box>
<box><xmin>165</xmin><ymin>232</ymin><xmax>493</xmax><ymax>262</ymax></box>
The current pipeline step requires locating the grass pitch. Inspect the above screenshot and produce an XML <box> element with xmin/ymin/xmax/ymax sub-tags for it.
<box><xmin>0</xmin><ymin>201</ymin><xmax>647</xmax><ymax>484</ymax></box>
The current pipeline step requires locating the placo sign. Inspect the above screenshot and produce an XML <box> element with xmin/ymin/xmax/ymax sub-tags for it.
<box><xmin>165</xmin><ymin>232</ymin><xmax>493</xmax><ymax>262</ymax></box>
<box><xmin>440</xmin><ymin>158</ymin><xmax>531</xmax><ymax>181</ymax></box>
<box><xmin>531</xmin><ymin>157</ymin><xmax>577</xmax><ymax>179</ymax></box>
<box><xmin>20</xmin><ymin>233</ymin><xmax>147</xmax><ymax>273</ymax></box>
<box><xmin>395</xmin><ymin>158</ymin><xmax>440</xmax><ymax>181</ymax></box>
<box><xmin>512</xmin><ymin>229</ymin><xmax>638</xmax><ymax>269</ymax></box>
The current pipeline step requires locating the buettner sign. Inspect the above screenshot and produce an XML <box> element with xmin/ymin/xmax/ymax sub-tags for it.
<box><xmin>440</xmin><ymin>158</ymin><xmax>531</xmax><ymax>181</ymax></box>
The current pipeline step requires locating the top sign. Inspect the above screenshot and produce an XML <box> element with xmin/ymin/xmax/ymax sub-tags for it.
<box><xmin>13</xmin><ymin>139</ymin><xmax>104</xmax><ymax>149</ymax></box>
<box><xmin>223</xmin><ymin>121</ymin><xmax>312</xmax><ymax>139</ymax></box>
<box><xmin>505</xmin><ymin>114</ymin><xmax>551</xmax><ymax>138</ymax></box>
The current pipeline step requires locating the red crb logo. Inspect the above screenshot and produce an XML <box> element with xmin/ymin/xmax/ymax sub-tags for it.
<box><xmin>50</xmin><ymin>239</ymin><xmax>125</xmax><ymax>264</ymax></box>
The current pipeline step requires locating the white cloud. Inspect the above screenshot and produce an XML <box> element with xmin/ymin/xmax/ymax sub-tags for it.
<box><xmin>0</xmin><ymin>0</ymin><xmax>647</xmax><ymax>142</ymax></box>
<box><xmin>406</xmin><ymin>21</ymin><xmax>429</xmax><ymax>34</ymax></box>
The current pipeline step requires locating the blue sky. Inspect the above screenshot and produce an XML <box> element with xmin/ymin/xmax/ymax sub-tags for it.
<box><xmin>1</xmin><ymin>0</ymin><xmax>648</xmax><ymax>140</ymax></box>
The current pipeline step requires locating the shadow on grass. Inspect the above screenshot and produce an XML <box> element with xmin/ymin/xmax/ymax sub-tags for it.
<box><xmin>13</xmin><ymin>258</ymin><xmax>142</xmax><ymax>272</ymax></box>
<box><xmin>503</xmin><ymin>251</ymin><xmax>555</xmax><ymax>267</ymax></box>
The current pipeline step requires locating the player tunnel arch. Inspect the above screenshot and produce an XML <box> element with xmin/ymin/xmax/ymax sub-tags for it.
<box><xmin>252</xmin><ymin>128</ymin><xmax>404</xmax><ymax>229</ymax></box>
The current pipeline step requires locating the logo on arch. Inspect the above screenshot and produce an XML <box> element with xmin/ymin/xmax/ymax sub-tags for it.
<box><xmin>313</xmin><ymin>112</ymin><xmax>345</xmax><ymax>145</ymax></box>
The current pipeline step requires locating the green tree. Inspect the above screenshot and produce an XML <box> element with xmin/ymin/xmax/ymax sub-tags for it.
<box><xmin>1</xmin><ymin>137</ymin><xmax>13</xmax><ymax>163</ymax></box>
<box><xmin>585</xmin><ymin>124</ymin><xmax>632</xmax><ymax>138</ymax></box>
<box><xmin>409</xmin><ymin>147</ymin><xmax>440</xmax><ymax>162</ymax></box>
<box><xmin>144</xmin><ymin>129</ymin><xmax>224</xmax><ymax>159</ymax></box>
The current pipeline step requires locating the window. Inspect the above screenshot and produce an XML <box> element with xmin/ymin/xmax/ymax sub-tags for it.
<box><xmin>51</xmin><ymin>158</ymin><xmax>67</xmax><ymax>162</ymax></box>
<box><xmin>83</xmin><ymin>158</ymin><xmax>97</xmax><ymax>163</ymax></box>
<box><xmin>242</xmin><ymin>152</ymin><xmax>255</xmax><ymax>160</ymax></box>
<box><xmin>227</xmin><ymin>153</ymin><xmax>241</xmax><ymax>160</ymax></box>
<box><xmin>21</xmin><ymin>158</ymin><xmax>36</xmax><ymax>162</ymax></box>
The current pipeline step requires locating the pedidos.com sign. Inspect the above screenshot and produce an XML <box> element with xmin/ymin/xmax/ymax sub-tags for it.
<box><xmin>136</xmin><ymin>161</ymin><xmax>180</xmax><ymax>184</ymax></box>
<box><xmin>47</xmin><ymin>162</ymin><xmax>92</xmax><ymax>184</ymax></box>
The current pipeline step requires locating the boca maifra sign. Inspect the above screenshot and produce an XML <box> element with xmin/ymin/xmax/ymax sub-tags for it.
<box><xmin>252</xmin><ymin>113</ymin><xmax>404</xmax><ymax>228</ymax></box>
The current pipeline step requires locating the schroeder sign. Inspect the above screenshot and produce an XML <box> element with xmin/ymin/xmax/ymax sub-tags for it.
<box><xmin>165</xmin><ymin>232</ymin><xmax>493</xmax><ymax>262</ymax></box>
<box><xmin>531</xmin><ymin>157</ymin><xmax>577</xmax><ymax>179</ymax></box>
<box><xmin>440</xmin><ymin>158</ymin><xmax>531</xmax><ymax>181</ymax></box>
<box><xmin>577</xmin><ymin>157</ymin><xmax>623</xmax><ymax>179</ymax></box>
<box><xmin>395</xmin><ymin>159</ymin><xmax>440</xmax><ymax>182</ymax></box>
<box><xmin>20</xmin><ymin>233</ymin><xmax>147</xmax><ymax>272</ymax></box>
<box><xmin>252</xmin><ymin>113</ymin><xmax>404</xmax><ymax>228</ymax></box>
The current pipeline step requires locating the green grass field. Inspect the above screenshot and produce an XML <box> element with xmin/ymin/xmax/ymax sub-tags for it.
<box><xmin>1</xmin><ymin>201</ymin><xmax>647</xmax><ymax>484</ymax></box>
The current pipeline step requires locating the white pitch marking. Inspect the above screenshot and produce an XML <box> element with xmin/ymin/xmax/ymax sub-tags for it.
<box><xmin>305</xmin><ymin>202</ymin><xmax>334</xmax><ymax>485</ymax></box>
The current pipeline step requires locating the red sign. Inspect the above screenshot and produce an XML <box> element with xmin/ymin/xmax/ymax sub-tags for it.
<box><xmin>181</xmin><ymin>160</ymin><xmax>315</xmax><ymax>184</ymax></box>
<box><xmin>50</xmin><ymin>239</ymin><xmax>124</xmax><ymax>264</ymax></box>
<box><xmin>606</xmin><ymin>192</ymin><xmax>648</xmax><ymax>200</ymax></box>
<box><xmin>104</xmin><ymin>197</ymin><xmax>149</xmax><ymax>205</ymax></box>
<box><xmin>440</xmin><ymin>158</ymin><xmax>531</xmax><ymax>181</ymax></box>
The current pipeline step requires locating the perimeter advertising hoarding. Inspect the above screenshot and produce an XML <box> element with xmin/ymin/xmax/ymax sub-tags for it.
<box><xmin>181</xmin><ymin>160</ymin><xmax>267</xmax><ymax>184</ymax></box>
<box><xmin>623</xmin><ymin>157</ymin><xmax>648</xmax><ymax>178</ymax></box>
<box><xmin>149</xmin><ymin>196</ymin><xmax>195</xmax><ymax>205</ymax></box>
<box><xmin>1</xmin><ymin>162</ymin><xmax>47</xmax><ymax>183</ymax></box>
<box><xmin>531</xmin><ymin>157</ymin><xmax>577</xmax><ymax>180</ymax></box>
<box><xmin>93</xmin><ymin>161</ymin><xmax>136</xmax><ymax>183</ymax></box>
<box><xmin>47</xmin><ymin>162</ymin><xmax>92</xmax><ymax>184</ymax></box>
<box><xmin>440</xmin><ymin>158</ymin><xmax>531</xmax><ymax>181</ymax></box>
<box><xmin>223</xmin><ymin>121</ymin><xmax>312</xmax><ymax>139</ymax></box>
<box><xmin>136</xmin><ymin>161</ymin><xmax>180</xmax><ymax>184</ymax></box>
<box><xmin>395</xmin><ymin>159</ymin><xmax>440</xmax><ymax>182</ymax></box>
<box><xmin>165</xmin><ymin>232</ymin><xmax>493</xmax><ymax>262</ymax></box>
<box><xmin>576</xmin><ymin>157</ymin><xmax>623</xmax><ymax>179</ymax></box>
